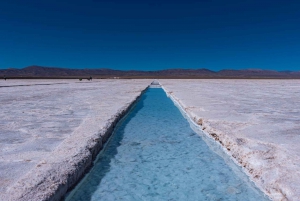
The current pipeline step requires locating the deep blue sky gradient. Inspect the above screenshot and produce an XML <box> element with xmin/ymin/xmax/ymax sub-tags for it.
<box><xmin>0</xmin><ymin>0</ymin><xmax>300</xmax><ymax>71</ymax></box>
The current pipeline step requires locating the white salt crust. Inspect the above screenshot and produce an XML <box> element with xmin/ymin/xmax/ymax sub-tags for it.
<box><xmin>160</xmin><ymin>79</ymin><xmax>300</xmax><ymax>201</ymax></box>
<box><xmin>0</xmin><ymin>79</ymin><xmax>150</xmax><ymax>201</ymax></box>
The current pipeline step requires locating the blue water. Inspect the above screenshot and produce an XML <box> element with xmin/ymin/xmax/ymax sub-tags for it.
<box><xmin>66</xmin><ymin>88</ymin><xmax>269</xmax><ymax>201</ymax></box>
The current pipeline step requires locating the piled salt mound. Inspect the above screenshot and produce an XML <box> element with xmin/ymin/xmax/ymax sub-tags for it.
<box><xmin>151</xmin><ymin>80</ymin><xmax>160</xmax><ymax>85</ymax></box>
<box><xmin>160</xmin><ymin>79</ymin><xmax>300</xmax><ymax>201</ymax></box>
<box><xmin>0</xmin><ymin>79</ymin><xmax>150</xmax><ymax>201</ymax></box>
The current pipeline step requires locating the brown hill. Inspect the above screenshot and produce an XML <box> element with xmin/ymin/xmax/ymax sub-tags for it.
<box><xmin>0</xmin><ymin>66</ymin><xmax>299</xmax><ymax>79</ymax></box>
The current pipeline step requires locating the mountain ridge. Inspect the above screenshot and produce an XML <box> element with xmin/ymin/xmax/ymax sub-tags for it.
<box><xmin>1</xmin><ymin>65</ymin><xmax>300</xmax><ymax>79</ymax></box>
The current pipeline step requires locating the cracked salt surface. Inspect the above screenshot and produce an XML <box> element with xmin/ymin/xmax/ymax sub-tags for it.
<box><xmin>66</xmin><ymin>88</ymin><xmax>269</xmax><ymax>201</ymax></box>
<box><xmin>0</xmin><ymin>79</ymin><xmax>150</xmax><ymax>200</ymax></box>
<box><xmin>160</xmin><ymin>79</ymin><xmax>300</xmax><ymax>201</ymax></box>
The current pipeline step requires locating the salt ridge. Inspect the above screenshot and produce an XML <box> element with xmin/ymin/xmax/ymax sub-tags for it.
<box><xmin>160</xmin><ymin>79</ymin><xmax>300</xmax><ymax>201</ymax></box>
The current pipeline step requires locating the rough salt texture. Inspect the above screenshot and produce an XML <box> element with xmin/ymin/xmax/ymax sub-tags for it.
<box><xmin>0</xmin><ymin>79</ymin><xmax>150</xmax><ymax>201</ymax></box>
<box><xmin>160</xmin><ymin>79</ymin><xmax>300</xmax><ymax>201</ymax></box>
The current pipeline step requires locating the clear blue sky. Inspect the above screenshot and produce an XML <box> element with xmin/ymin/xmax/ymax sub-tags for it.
<box><xmin>0</xmin><ymin>0</ymin><xmax>299</xmax><ymax>71</ymax></box>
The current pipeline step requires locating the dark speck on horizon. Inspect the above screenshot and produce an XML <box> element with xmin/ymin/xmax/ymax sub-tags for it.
<box><xmin>0</xmin><ymin>0</ymin><xmax>299</xmax><ymax>71</ymax></box>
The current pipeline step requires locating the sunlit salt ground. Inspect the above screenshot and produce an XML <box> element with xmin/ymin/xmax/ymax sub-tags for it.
<box><xmin>160</xmin><ymin>79</ymin><xmax>300</xmax><ymax>200</ymax></box>
<box><xmin>0</xmin><ymin>79</ymin><xmax>150</xmax><ymax>200</ymax></box>
<box><xmin>67</xmin><ymin>88</ymin><xmax>269</xmax><ymax>201</ymax></box>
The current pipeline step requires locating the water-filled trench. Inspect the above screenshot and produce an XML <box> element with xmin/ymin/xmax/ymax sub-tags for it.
<box><xmin>66</xmin><ymin>88</ymin><xmax>269</xmax><ymax>201</ymax></box>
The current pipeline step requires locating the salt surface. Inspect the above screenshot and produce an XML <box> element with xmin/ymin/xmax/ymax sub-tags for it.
<box><xmin>0</xmin><ymin>79</ymin><xmax>150</xmax><ymax>200</ymax></box>
<box><xmin>160</xmin><ymin>79</ymin><xmax>300</xmax><ymax>201</ymax></box>
<box><xmin>66</xmin><ymin>88</ymin><xmax>269</xmax><ymax>201</ymax></box>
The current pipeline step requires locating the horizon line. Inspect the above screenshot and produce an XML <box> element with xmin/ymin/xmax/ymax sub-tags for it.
<box><xmin>1</xmin><ymin>65</ymin><xmax>299</xmax><ymax>72</ymax></box>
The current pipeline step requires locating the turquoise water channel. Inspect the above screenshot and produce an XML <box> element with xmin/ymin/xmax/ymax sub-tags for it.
<box><xmin>66</xmin><ymin>88</ymin><xmax>269</xmax><ymax>201</ymax></box>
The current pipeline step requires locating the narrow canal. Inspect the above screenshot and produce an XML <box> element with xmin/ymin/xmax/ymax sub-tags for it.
<box><xmin>66</xmin><ymin>88</ymin><xmax>269</xmax><ymax>201</ymax></box>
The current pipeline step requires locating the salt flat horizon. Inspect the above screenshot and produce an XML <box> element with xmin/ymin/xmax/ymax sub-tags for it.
<box><xmin>0</xmin><ymin>79</ymin><xmax>299</xmax><ymax>200</ymax></box>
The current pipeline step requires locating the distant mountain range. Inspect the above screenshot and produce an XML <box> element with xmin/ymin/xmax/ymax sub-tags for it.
<box><xmin>1</xmin><ymin>66</ymin><xmax>300</xmax><ymax>79</ymax></box>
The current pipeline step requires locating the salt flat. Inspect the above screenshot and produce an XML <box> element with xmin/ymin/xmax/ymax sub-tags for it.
<box><xmin>160</xmin><ymin>79</ymin><xmax>300</xmax><ymax>201</ymax></box>
<box><xmin>0</xmin><ymin>79</ymin><xmax>150</xmax><ymax>200</ymax></box>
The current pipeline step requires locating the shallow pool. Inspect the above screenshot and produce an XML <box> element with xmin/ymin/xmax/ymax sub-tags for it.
<box><xmin>66</xmin><ymin>88</ymin><xmax>269</xmax><ymax>201</ymax></box>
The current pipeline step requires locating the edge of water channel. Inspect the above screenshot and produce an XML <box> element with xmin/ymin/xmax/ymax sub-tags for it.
<box><xmin>64</xmin><ymin>86</ymin><xmax>156</xmax><ymax>200</ymax></box>
<box><xmin>65</xmin><ymin>83</ymin><xmax>271</xmax><ymax>201</ymax></box>
<box><xmin>5</xmin><ymin>86</ymin><xmax>149</xmax><ymax>201</ymax></box>
<box><xmin>10</xmin><ymin>82</ymin><xmax>273</xmax><ymax>201</ymax></box>
<box><xmin>160</xmin><ymin>83</ymin><xmax>273</xmax><ymax>201</ymax></box>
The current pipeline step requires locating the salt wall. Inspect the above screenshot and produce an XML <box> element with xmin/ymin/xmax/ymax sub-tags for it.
<box><xmin>160</xmin><ymin>79</ymin><xmax>300</xmax><ymax>201</ymax></box>
<box><xmin>0</xmin><ymin>79</ymin><xmax>150</xmax><ymax>201</ymax></box>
